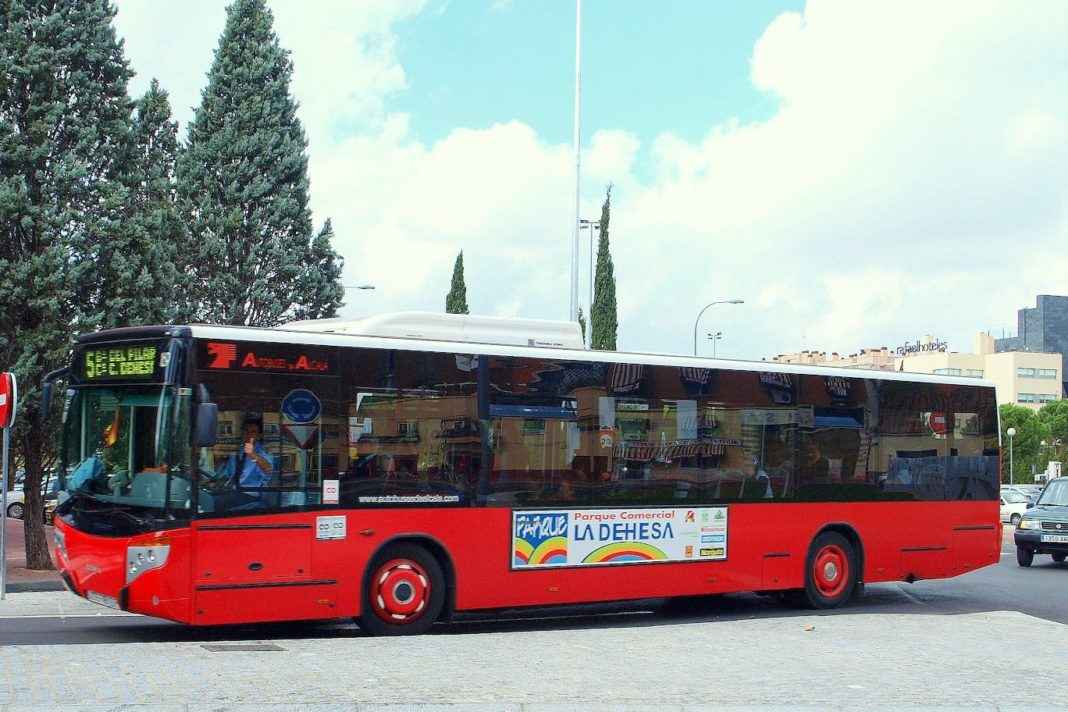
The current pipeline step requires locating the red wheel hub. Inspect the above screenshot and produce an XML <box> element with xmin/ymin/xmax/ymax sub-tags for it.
<box><xmin>369</xmin><ymin>558</ymin><xmax>431</xmax><ymax>624</ymax></box>
<box><xmin>812</xmin><ymin>544</ymin><xmax>849</xmax><ymax>598</ymax></box>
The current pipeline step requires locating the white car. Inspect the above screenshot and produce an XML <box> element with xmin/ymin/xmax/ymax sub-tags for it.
<box><xmin>1000</xmin><ymin>491</ymin><xmax>1030</xmax><ymax>527</ymax></box>
<box><xmin>5</xmin><ymin>489</ymin><xmax>26</xmax><ymax>519</ymax></box>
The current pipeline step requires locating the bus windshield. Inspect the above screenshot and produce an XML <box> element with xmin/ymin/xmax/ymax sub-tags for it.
<box><xmin>59</xmin><ymin>385</ymin><xmax>193</xmax><ymax>531</ymax></box>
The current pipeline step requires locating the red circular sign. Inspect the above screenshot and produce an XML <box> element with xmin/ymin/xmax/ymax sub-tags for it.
<box><xmin>0</xmin><ymin>372</ymin><xmax>16</xmax><ymax>428</ymax></box>
<box><xmin>929</xmin><ymin>411</ymin><xmax>947</xmax><ymax>435</ymax></box>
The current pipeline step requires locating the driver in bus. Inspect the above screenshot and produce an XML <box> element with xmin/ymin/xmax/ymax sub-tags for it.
<box><xmin>218</xmin><ymin>415</ymin><xmax>276</xmax><ymax>489</ymax></box>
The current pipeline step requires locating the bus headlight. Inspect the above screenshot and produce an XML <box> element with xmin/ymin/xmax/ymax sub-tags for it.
<box><xmin>126</xmin><ymin>544</ymin><xmax>170</xmax><ymax>585</ymax></box>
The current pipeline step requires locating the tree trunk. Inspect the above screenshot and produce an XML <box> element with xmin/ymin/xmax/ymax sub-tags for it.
<box><xmin>19</xmin><ymin>416</ymin><xmax>53</xmax><ymax>571</ymax></box>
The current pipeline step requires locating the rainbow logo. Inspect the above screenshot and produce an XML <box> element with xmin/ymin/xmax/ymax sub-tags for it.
<box><xmin>513</xmin><ymin>537</ymin><xmax>534</xmax><ymax>566</ymax></box>
<box><xmin>514</xmin><ymin>536</ymin><xmax>568</xmax><ymax>566</ymax></box>
<box><xmin>582</xmin><ymin>541</ymin><xmax>667</xmax><ymax>564</ymax></box>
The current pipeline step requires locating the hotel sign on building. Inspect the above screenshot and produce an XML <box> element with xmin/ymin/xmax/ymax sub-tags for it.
<box><xmin>894</xmin><ymin>338</ymin><xmax>948</xmax><ymax>356</ymax></box>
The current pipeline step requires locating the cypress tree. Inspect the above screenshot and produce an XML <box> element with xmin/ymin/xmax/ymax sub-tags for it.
<box><xmin>96</xmin><ymin>79</ymin><xmax>184</xmax><ymax>328</ymax></box>
<box><xmin>177</xmin><ymin>0</ymin><xmax>343</xmax><ymax>326</ymax></box>
<box><xmin>0</xmin><ymin>0</ymin><xmax>136</xmax><ymax>568</ymax></box>
<box><xmin>294</xmin><ymin>219</ymin><xmax>345</xmax><ymax>321</ymax></box>
<box><xmin>590</xmin><ymin>186</ymin><xmax>618</xmax><ymax>350</ymax></box>
<box><xmin>445</xmin><ymin>251</ymin><xmax>469</xmax><ymax>314</ymax></box>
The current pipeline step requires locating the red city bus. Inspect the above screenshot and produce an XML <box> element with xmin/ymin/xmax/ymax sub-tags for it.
<box><xmin>47</xmin><ymin>314</ymin><xmax>1001</xmax><ymax>635</ymax></box>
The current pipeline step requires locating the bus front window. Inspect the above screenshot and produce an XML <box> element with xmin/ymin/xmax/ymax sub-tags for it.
<box><xmin>60</xmin><ymin>386</ymin><xmax>193</xmax><ymax>526</ymax></box>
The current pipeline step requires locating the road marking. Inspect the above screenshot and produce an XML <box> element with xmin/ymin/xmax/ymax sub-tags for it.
<box><xmin>0</xmin><ymin>612</ymin><xmax>135</xmax><ymax>620</ymax></box>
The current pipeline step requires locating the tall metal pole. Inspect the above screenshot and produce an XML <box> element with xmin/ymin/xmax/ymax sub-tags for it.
<box><xmin>1008</xmin><ymin>435</ymin><xmax>1016</xmax><ymax>484</ymax></box>
<box><xmin>1</xmin><ymin>427</ymin><xmax>9</xmax><ymax>600</ymax></box>
<box><xmin>693</xmin><ymin>299</ymin><xmax>744</xmax><ymax>355</ymax></box>
<box><xmin>570</xmin><ymin>0</ymin><xmax>582</xmax><ymax>321</ymax></box>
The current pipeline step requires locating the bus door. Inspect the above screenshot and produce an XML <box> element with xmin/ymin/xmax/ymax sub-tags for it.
<box><xmin>191</xmin><ymin>520</ymin><xmax>328</xmax><ymax>624</ymax></box>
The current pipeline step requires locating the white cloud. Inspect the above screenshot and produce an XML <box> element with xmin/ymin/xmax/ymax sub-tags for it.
<box><xmin>114</xmin><ymin>0</ymin><xmax>423</xmax><ymax>148</ymax></box>
<box><xmin>114</xmin><ymin>0</ymin><xmax>1068</xmax><ymax>362</ymax></box>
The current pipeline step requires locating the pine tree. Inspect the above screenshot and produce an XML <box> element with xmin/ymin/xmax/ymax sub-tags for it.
<box><xmin>294</xmin><ymin>219</ymin><xmax>345</xmax><ymax>321</ymax></box>
<box><xmin>96</xmin><ymin>79</ymin><xmax>184</xmax><ymax>328</ymax></box>
<box><xmin>177</xmin><ymin>0</ymin><xmax>343</xmax><ymax>326</ymax></box>
<box><xmin>0</xmin><ymin>0</ymin><xmax>136</xmax><ymax>568</ymax></box>
<box><xmin>445</xmin><ymin>251</ymin><xmax>469</xmax><ymax>314</ymax></box>
<box><xmin>590</xmin><ymin>186</ymin><xmax>618</xmax><ymax>350</ymax></box>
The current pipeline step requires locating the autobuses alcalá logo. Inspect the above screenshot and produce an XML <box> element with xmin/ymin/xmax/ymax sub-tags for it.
<box><xmin>513</xmin><ymin>512</ymin><xmax>569</xmax><ymax>567</ymax></box>
<box><xmin>200</xmin><ymin>341</ymin><xmax>334</xmax><ymax>374</ymax></box>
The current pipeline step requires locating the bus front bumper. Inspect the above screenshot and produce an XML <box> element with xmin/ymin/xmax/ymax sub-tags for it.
<box><xmin>52</xmin><ymin>519</ymin><xmax>193</xmax><ymax>623</ymax></box>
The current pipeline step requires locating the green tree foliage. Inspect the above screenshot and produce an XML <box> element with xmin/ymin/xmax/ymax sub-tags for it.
<box><xmin>96</xmin><ymin>79</ymin><xmax>184</xmax><ymax>328</ymax></box>
<box><xmin>590</xmin><ymin>186</ymin><xmax>618</xmax><ymax>350</ymax></box>
<box><xmin>294</xmin><ymin>218</ymin><xmax>346</xmax><ymax>321</ymax></box>
<box><xmin>999</xmin><ymin>403</ymin><xmax>1048</xmax><ymax>483</ymax></box>
<box><xmin>445</xmin><ymin>251</ymin><xmax>469</xmax><ymax>314</ymax></box>
<box><xmin>177</xmin><ymin>0</ymin><xmax>343</xmax><ymax>326</ymax></box>
<box><xmin>0</xmin><ymin>0</ymin><xmax>136</xmax><ymax>568</ymax></box>
<box><xmin>1036</xmin><ymin>400</ymin><xmax>1068</xmax><ymax>444</ymax></box>
<box><xmin>1035</xmin><ymin>399</ymin><xmax>1068</xmax><ymax>471</ymax></box>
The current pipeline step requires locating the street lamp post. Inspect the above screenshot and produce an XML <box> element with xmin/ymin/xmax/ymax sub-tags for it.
<box><xmin>570</xmin><ymin>0</ymin><xmax>583</xmax><ymax>321</ymax></box>
<box><xmin>693</xmin><ymin>299</ymin><xmax>743</xmax><ymax>356</ymax></box>
<box><xmin>1007</xmin><ymin>427</ymin><xmax>1016</xmax><ymax>485</ymax></box>
<box><xmin>707</xmin><ymin>331</ymin><xmax>723</xmax><ymax>359</ymax></box>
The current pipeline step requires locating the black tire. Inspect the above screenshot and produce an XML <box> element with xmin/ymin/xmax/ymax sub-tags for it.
<box><xmin>801</xmin><ymin>531</ymin><xmax>858</xmax><ymax>609</ymax></box>
<box><xmin>1010</xmin><ymin>513</ymin><xmax>1022</xmax><ymax>527</ymax></box>
<box><xmin>1016</xmin><ymin>546</ymin><xmax>1034</xmax><ymax>567</ymax></box>
<box><xmin>358</xmin><ymin>543</ymin><xmax>445</xmax><ymax>636</ymax></box>
<box><xmin>1052</xmin><ymin>553</ymin><xmax>1066</xmax><ymax>563</ymax></box>
<box><xmin>6</xmin><ymin>502</ymin><xmax>23</xmax><ymax>519</ymax></box>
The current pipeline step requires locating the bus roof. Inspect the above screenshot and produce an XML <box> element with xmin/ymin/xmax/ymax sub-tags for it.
<box><xmin>176</xmin><ymin>318</ymin><xmax>997</xmax><ymax>391</ymax></box>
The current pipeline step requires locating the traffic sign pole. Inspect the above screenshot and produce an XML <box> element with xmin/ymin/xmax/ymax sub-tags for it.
<box><xmin>1</xmin><ymin>425</ymin><xmax>8</xmax><ymax>599</ymax></box>
<box><xmin>1</xmin><ymin>371</ymin><xmax>17</xmax><ymax>600</ymax></box>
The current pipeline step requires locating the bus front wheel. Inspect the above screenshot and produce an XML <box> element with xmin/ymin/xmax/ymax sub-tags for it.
<box><xmin>802</xmin><ymin>531</ymin><xmax>857</xmax><ymax>609</ymax></box>
<box><xmin>359</xmin><ymin>543</ymin><xmax>445</xmax><ymax>636</ymax></box>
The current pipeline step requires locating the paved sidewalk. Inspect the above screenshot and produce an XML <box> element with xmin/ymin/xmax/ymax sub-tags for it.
<box><xmin>1</xmin><ymin>592</ymin><xmax>1067</xmax><ymax>710</ymax></box>
<box><xmin>2</xmin><ymin>518</ymin><xmax>62</xmax><ymax>593</ymax></box>
<box><xmin>0</xmin><ymin>706</ymin><xmax>1060</xmax><ymax>712</ymax></box>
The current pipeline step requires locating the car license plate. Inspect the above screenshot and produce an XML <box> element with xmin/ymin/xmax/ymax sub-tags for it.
<box><xmin>1040</xmin><ymin>534</ymin><xmax>1068</xmax><ymax>543</ymax></box>
<box><xmin>86</xmin><ymin>590</ymin><xmax>119</xmax><ymax>609</ymax></box>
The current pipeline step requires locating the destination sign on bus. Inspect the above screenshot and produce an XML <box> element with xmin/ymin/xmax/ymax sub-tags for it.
<box><xmin>83</xmin><ymin>345</ymin><xmax>159</xmax><ymax>381</ymax></box>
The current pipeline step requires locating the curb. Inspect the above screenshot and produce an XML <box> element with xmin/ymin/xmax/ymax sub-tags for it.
<box><xmin>4</xmin><ymin>579</ymin><xmax>65</xmax><ymax>593</ymax></box>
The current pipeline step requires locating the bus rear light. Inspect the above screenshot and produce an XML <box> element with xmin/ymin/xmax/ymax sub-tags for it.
<box><xmin>126</xmin><ymin>544</ymin><xmax>170</xmax><ymax>585</ymax></box>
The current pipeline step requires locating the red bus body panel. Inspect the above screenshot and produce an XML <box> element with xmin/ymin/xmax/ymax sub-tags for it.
<box><xmin>53</xmin><ymin>500</ymin><xmax>999</xmax><ymax>626</ymax></box>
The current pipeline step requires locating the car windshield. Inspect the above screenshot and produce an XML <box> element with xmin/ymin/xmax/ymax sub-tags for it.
<box><xmin>1002</xmin><ymin>491</ymin><xmax>1028</xmax><ymax>503</ymax></box>
<box><xmin>1037</xmin><ymin>480</ymin><xmax>1068</xmax><ymax>506</ymax></box>
<box><xmin>60</xmin><ymin>386</ymin><xmax>193</xmax><ymax>523</ymax></box>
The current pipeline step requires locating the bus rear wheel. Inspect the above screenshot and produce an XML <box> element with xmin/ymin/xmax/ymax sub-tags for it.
<box><xmin>802</xmin><ymin>531</ymin><xmax>857</xmax><ymax>609</ymax></box>
<box><xmin>359</xmin><ymin>543</ymin><xmax>445</xmax><ymax>636</ymax></box>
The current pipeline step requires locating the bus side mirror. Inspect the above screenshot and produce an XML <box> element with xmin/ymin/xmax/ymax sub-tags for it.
<box><xmin>41</xmin><ymin>366</ymin><xmax>70</xmax><ymax>424</ymax></box>
<box><xmin>195</xmin><ymin>403</ymin><xmax>218</xmax><ymax>448</ymax></box>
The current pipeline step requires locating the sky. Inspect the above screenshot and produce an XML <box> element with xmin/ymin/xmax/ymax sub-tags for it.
<box><xmin>113</xmin><ymin>0</ymin><xmax>1068</xmax><ymax>361</ymax></box>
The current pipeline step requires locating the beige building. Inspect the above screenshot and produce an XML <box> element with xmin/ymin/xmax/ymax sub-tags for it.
<box><xmin>898</xmin><ymin>333</ymin><xmax>1061</xmax><ymax>410</ymax></box>
<box><xmin>769</xmin><ymin>346</ymin><xmax>897</xmax><ymax>371</ymax></box>
<box><xmin>769</xmin><ymin>333</ymin><xmax>1062</xmax><ymax>410</ymax></box>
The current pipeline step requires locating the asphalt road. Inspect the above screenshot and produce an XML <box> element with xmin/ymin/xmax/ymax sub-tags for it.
<box><xmin>1</xmin><ymin>529</ymin><xmax>1064</xmax><ymax>646</ymax></box>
